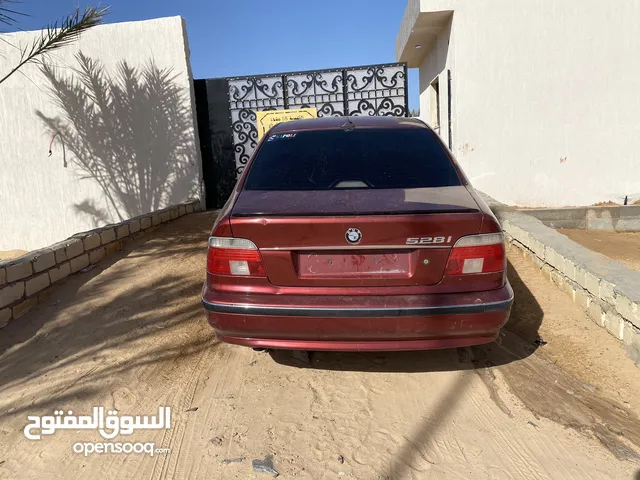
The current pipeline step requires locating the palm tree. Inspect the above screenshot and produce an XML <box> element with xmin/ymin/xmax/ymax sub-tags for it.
<box><xmin>0</xmin><ymin>1</ymin><xmax>107</xmax><ymax>85</ymax></box>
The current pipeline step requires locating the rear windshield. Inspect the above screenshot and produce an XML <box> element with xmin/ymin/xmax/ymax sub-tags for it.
<box><xmin>243</xmin><ymin>128</ymin><xmax>462</xmax><ymax>191</ymax></box>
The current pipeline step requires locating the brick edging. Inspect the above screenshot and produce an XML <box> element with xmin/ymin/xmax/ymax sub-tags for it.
<box><xmin>0</xmin><ymin>199</ymin><xmax>202</xmax><ymax>328</ymax></box>
<box><xmin>480</xmin><ymin>192</ymin><xmax>640</xmax><ymax>364</ymax></box>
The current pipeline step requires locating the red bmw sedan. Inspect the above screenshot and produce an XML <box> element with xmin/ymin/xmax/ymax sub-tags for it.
<box><xmin>201</xmin><ymin>116</ymin><xmax>513</xmax><ymax>351</ymax></box>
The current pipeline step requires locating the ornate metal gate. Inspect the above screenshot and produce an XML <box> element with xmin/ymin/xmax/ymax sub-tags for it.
<box><xmin>194</xmin><ymin>62</ymin><xmax>408</xmax><ymax>208</ymax></box>
<box><xmin>227</xmin><ymin>63</ymin><xmax>408</xmax><ymax>174</ymax></box>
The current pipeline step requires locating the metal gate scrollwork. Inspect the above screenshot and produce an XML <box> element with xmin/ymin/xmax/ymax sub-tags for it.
<box><xmin>228</xmin><ymin>62</ymin><xmax>408</xmax><ymax>174</ymax></box>
<box><xmin>286</xmin><ymin>70</ymin><xmax>345</xmax><ymax>116</ymax></box>
<box><xmin>345</xmin><ymin>65</ymin><xmax>407</xmax><ymax>116</ymax></box>
<box><xmin>228</xmin><ymin>76</ymin><xmax>285</xmax><ymax>173</ymax></box>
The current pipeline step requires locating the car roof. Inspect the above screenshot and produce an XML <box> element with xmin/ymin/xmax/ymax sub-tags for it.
<box><xmin>270</xmin><ymin>115</ymin><xmax>428</xmax><ymax>133</ymax></box>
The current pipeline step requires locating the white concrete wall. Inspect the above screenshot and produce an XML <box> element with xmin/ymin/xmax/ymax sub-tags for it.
<box><xmin>0</xmin><ymin>17</ymin><xmax>203</xmax><ymax>251</ymax></box>
<box><xmin>416</xmin><ymin>0</ymin><xmax>640</xmax><ymax>207</ymax></box>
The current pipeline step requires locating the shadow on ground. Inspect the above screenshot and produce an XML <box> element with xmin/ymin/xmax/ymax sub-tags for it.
<box><xmin>270</xmin><ymin>255</ymin><xmax>640</xmax><ymax>475</ymax></box>
<box><xmin>267</xmin><ymin>259</ymin><xmax>548</xmax><ymax>479</ymax></box>
<box><xmin>0</xmin><ymin>212</ymin><xmax>217</xmax><ymax>420</ymax></box>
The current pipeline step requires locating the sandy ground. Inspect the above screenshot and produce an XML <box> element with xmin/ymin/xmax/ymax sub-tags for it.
<box><xmin>0</xmin><ymin>250</ymin><xmax>28</xmax><ymax>261</ymax></box>
<box><xmin>0</xmin><ymin>212</ymin><xmax>639</xmax><ymax>480</ymax></box>
<box><xmin>558</xmin><ymin>229</ymin><xmax>640</xmax><ymax>270</ymax></box>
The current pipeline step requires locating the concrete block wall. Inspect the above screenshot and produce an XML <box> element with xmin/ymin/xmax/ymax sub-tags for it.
<box><xmin>482</xmin><ymin>193</ymin><xmax>640</xmax><ymax>364</ymax></box>
<box><xmin>523</xmin><ymin>205</ymin><xmax>640</xmax><ymax>231</ymax></box>
<box><xmin>0</xmin><ymin>200</ymin><xmax>201</xmax><ymax>329</ymax></box>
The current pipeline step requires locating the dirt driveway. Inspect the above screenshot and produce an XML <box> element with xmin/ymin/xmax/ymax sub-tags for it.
<box><xmin>1</xmin><ymin>212</ymin><xmax>639</xmax><ymax>480</ymax></box>
<box><xmin>558</xmin><ymin>229</ymin><xmax>640</xmax><ymax>271</ymax></box>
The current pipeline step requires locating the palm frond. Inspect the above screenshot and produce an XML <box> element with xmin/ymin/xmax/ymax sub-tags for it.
<box><xmin>0</xmin><ymin>5</ymin><xmax>107</xmax><ymax>85</ymax></box>
<box><xmin>0</xmin><ymin>0</ymin><xmax>28</xmax><ymax>28</ymax></box>
<box><xmin>19</xmin><ymin>6</ymin><xmax>108</xmax><ymax>63</ymax></box>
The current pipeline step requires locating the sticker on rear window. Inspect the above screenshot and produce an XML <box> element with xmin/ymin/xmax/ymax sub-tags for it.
<box><xmin>267</xmin><ymin>133</ymin><xmax>297</xmax><ymax>141</ymax></box>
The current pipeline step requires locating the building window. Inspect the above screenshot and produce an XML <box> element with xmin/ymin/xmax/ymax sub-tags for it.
<box><xmin>429</xmin><ymin>77</ymin><xmax>440</xmax><ymax>133</ymax></box>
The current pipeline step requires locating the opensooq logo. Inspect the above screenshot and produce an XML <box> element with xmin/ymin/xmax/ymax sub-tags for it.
<box><xmin>23</xmin><ymin>406</ymin><xmax>171</xmax><ymax>440</ymax></box>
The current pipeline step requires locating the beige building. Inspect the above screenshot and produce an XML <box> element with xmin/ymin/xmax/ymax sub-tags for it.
<box><xmin>397</xmin><ymin>0</ymin><xmax>640</xmax><ymax>207</ymax></box>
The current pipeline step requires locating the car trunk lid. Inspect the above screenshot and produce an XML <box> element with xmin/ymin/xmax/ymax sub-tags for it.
<box><xmin>229</xmin><ymin>187</ymin><xmax>483</xmax><ymax>287</ymax></box>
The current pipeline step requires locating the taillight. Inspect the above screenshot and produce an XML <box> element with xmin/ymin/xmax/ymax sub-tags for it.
<box><xmin>445</xmin><ymin>233</ymin><xmax>506</xmax><ymax>275</ymax></box>
<box><xmin>207</xmin><ymin>237</ymin><xmax>266</xmax><ymax>277</ymax></box>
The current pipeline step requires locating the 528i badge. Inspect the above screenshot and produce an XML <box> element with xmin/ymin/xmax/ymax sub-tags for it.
<box><xmin>406</xmin><ymin>236</ymin><xmax>453</xmax><ymax>245</ymax></box>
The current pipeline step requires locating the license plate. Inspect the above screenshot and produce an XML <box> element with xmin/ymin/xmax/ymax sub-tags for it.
<box><xmin>297</xmin><ymin>251</ymin><xmax>411</xmax><ymax>278</ymax></box>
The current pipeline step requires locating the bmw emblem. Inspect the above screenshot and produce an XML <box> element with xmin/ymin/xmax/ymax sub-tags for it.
<box><xmin>345</xmin><ymin>228</ymin><xmax>362</xmax><ymax>244</ymax></box>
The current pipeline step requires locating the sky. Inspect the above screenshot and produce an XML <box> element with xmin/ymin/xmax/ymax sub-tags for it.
<box><xmin>9</xmin><ymin>0</ymin><xmax>419</xmax><ymax>110</ymax></box>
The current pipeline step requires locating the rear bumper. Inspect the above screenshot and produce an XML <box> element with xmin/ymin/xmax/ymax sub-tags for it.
<box><xmin>202</xmin><ymin>283</ymin><xmax>513</xmax><ymax>351</ymax></box>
